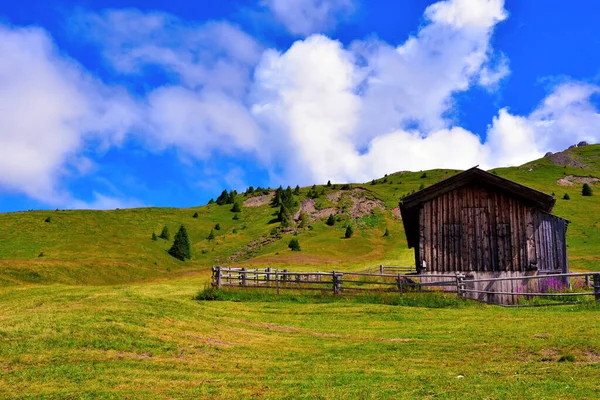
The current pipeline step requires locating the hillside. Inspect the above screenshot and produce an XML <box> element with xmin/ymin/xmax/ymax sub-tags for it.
<box><xmin>1</xmin><ymin>144</ymin><xmax>600</xmax><ymax>285</ymax></box>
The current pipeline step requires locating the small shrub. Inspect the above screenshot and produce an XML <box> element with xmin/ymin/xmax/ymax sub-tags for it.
<box><xmin>383</xmin><ymin>228</ymin><xmax>390</xmax><ymax>237</ymax></box>
<box><xmin>192</xmin><ymin>212</ymin><xmax>199</xmax><ymax>218</ymax></box>
<box><xmin>419</xmin><ymin>183</ymin><xmax>425</xmax><ymax>190</ymax></box>
<box><xmin>582</xmin><ymin>183</ymin><xmax>593</xmax><ymax>196</ymax></box>
<box><xmin>38</xmin><ymin>252</ymin><xmax>44</xmax><ymax>257</ymax></box>
<box><xmin>44</xmin><ymin>217</ymin><xmax>52</xmax><ymax>223</ymax></box>
<box><xmin>420</xmin><ymin>172</ymin><xmax>427</xmax><ymax>179</ymax></box>
<box><xmin>345</xmin><ymin>225</ymin><xmax>354</xmax><ymax>238</ymax></box>
<box><xmin>151</xmin><ymin>232</ymin><xmax>158</xmax><ymax>241</ymax></box>
<box><xmin>288</xmin><ymin>238</ymin><xmax>301</xmax><ymax>251</ymax></box>
<box><xmin>195</xmin><ymin>287</ymin><xmax>222</xmax><ymax>301</ymax></box>
<box><xmin>233</xmin><ymin>213</ymin><xmax>240</xmax><ymax>220</ymax></box>
<box><xmin>159</xmin><ymin>226</ymin><xmax>170</xmax><ymax>240</ymax></box>
<box><xmin>214</xmin><ymin>223</ymin><xmax>221</xmax><ymax>230</ymax></box>
<box><xmin>326</xmin><ymin>214</ymin><xmax>335</xmax><ymax>226</ymax></box>
<box><xmin>563</xmin><ymin>193</ymin><xmax>570</xmax><ymax>200</ymax></box>
<box><xmin>558</xmin><ymin>355</ymin><xmax>575</xmax><ymax>363</ymax></box>
<box><xmin>207</xmin><ymin>229</ymin><xmax>215</xmax><ymax>240</ymax></box>
<box><xmin>201</xmin><ymin>248</ymin><xmax>209</xmax><ymax>254</ymax></box>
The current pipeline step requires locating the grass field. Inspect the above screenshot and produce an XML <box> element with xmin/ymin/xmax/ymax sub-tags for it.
<box><xmin>1</xmin><ymin>274</ymin><xmax>600</xmax><ymax>399</ymax></box>
<box><xmin>2</xmin><ymin>146</ymin><xmax>600</xmax><ymax>398</ymax></box>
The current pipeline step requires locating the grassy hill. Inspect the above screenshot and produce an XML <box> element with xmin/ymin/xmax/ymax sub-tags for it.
<box><xmin>1</xmin><ymin>144</ymin><xmax>600</xmax><ymax>285</ymax></box>
<box><xmin>2</xmin><ymin>146</ymin><xmax>600</xmax><ymax>399</ymax></box>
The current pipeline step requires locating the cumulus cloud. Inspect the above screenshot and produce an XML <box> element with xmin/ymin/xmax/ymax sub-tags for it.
<box><xmin>75</xmin><ymin>9</ymin><xmax>263</xmax><ymax>160</ymax></box>
<box><xmin>262</xmin><ymin>0</ymin><xmax>356</xmax><ymax>36</ymax></box>
<box><xmin>0</xmin><ymin>24</ymin><xmax>139</xmax><ymax>204</ymax></box>
<box><xmin>251</xmin><ymin>0</ymin><xmax>511</xmax><ymax>183</ymax></box>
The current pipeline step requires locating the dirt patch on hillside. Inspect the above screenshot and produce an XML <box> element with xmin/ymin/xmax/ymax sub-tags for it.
<box><xmin>293</xmin><ymin>199</ymin><xmax>336</xmax><ymax>221</ymax></box>
<box><xmin>390</xmin><ymin>207</ymin><xmax>402</xmax><ymax>220</ymax></box>
<box><xmin>327</xmin><ymin>188</ymin><xmax>385</xmax><ymax>219</ymax></box>
<box><xmin>556</xmin><ymin>175</ymin><xmax>600</xmax><ymax>186</ymax></box>
<box><xmin>546</xmin><ymin>151</ymin><xmax>588</xmax><ymax>169</ymax></box>
<box><xmin>243</xmin><ymin>193</ymin><xmax>274</xmax><ymax>207</ymax></box>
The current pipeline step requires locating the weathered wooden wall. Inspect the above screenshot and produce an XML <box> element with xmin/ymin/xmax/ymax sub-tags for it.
<box><xmin>417</xmin><ymin>184</ymin><xmax>567</xmax><ymax>274</ymax></box>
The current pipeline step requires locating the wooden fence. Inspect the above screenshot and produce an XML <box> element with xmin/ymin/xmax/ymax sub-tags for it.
<box><xmin>211</xmin><ymin>266</ymin><xmax>600</xmax><ymax>306</ymax></box>
<box><xmin>212</xmin><ymin>266</ymin><xmax>456</xmax><ymax>295</ymax></box>
<box><xmin>457</xmin><ymin>272</ymin><xmax>600</xmax><ymax>306</ymax></box>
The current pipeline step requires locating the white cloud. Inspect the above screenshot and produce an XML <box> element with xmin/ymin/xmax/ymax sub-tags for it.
<box><xmin>262</xmin><ymin>0</ymin><xmax>355</xmax><ymax>36</ymax></box>
<box><xmin>69</xmin><ymin>192</ymin><xmax>144</xmax><ymax>210</ymax></box>
<box><xmin>76</xmin><ymin>9</ymin><xmax>264</xmax><ymax>160</ymax></box>
<box><xmin>0</xmin><ymin>24</ymin><xmax>139</xmax><ymax>204</ymax></box>
<box><xmin>251</xmin><ymin>0</ymin><xmax>511</xmax><ymax>183</ymax></box>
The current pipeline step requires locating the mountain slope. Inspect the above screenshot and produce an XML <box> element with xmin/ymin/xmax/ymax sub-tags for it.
<box><xmin>2</xmin><ymin>145</ymin><xmax>600</xmax><ymax>285</ymax></box>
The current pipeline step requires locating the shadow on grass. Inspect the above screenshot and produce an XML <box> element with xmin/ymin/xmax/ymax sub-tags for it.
<box><xmin>194</xmin><ymin>286</ymin><xmax>474</xmax><ymax>309</ymax></box>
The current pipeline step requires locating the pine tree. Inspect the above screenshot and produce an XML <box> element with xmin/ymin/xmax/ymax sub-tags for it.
<box><xmin>233</xmin><ymin>213</ymin><xmax>240</xmax><ymax>220</ymax></box>
<box><xmin>326</xmin><ymin>214</ymin><xmax>335</xmax><ymax>226</ymax></box>
<box><xmin>279</xmin><ymin>205</ymin><xmax>292</xmax><ymax>228</ymax></box>
<box><xmin>231</xmin><ymin>202</ymin><xmax>241</xmax><ymax>212</ymax></box>
<box><xmin>214</xmin><ymin>223</ymin><xmax>221</xmax><ymax>231</ymax></box>
<box><xmin>207</xmin><ymin>229</ymin><xmax>215</xmax><ymax>240</ymax></box>
<box><xmin>563</xmin><ymin>193</ymin><xmax>570</xmax><ymax>200</ymax></box>
<box><xmin>152</xmin><ymin>232</ymin><xmax>158</xmax><ymax>241</ymax></box>
<box><xmin>327</xmin><ymin>180</ymin><xmax>332</xmax><ymax>187</ymax></box>
<box><xmin>159</xmin><ymin>226</ymin><xmax>170</xmax><ymax>240</ymax></box>
<box><xmin>582</xmin><ymin>183</ymin><xmax>593</xmax><ymax>196</ymax></box>
<box><xmin>421</xmin><ymin>172</ymin><xmax>427</xmax><ymax>179</ymax></box>
<box><xmin>208</xmin><ymin>198</ymin><xmax>215</xmax><ymax>205</ymax></box>
<box><xmin>192</xmin><ymin>212</ymin><xmax>199</xmax><ymax>218</ymax></box>
<box><xmin>168</xmin><ymin>225</ymin><xmax>191</xmax><ymax>261</ymax></box>
<box><xmin>345</xmin><ymin>225</ymin><xmax>354</xmax><ymax>238</ymax></box>
<box><xmin>288</xmin><ymin>238</ymin><xmax>301</xmax><ymax>251</ymax></box>
<box><xmin>293</xmin><ymin>185</ymin><xmax>300</xmax><ymax>195</ymax></box>
<box><xmin>216</xmin><ymin>190</ymin><xmax>229</xmax><ymax>205</ymax></box>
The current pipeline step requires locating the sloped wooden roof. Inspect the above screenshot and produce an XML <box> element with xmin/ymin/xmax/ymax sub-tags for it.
<box><xmin>399</xmin><ymin>167</ymin><xmax>557</xmax><ymax>248</ymax></box>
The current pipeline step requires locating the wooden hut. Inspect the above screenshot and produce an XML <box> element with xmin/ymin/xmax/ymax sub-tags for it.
<box><xmin>400</xmin><ymin>167</ymin><xmax>569</xmax><ymax>303</ymax></box>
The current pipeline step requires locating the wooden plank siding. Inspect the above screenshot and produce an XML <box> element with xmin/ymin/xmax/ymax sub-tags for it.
<box><xmin>417</xmin><ymin>184</ymin><xmax>568</xmax><ymax>274</ymax></box>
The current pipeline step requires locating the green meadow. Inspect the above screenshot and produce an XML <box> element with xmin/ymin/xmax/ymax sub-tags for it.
<box><xmin>1</xmin><ymin>146</ymin><xmax>600</xmax><ymax>398</ymax></box>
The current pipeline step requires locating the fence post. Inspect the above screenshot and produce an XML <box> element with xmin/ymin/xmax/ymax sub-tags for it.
<box><xmin>266</xmin><ymin>267</ymin><xmax>271</xmax><ymax>283</ymax></box>
<box><xmin>215</xmin><ymin>266</ymin><xmax>222</xmax><ymax>288</ymax></box>
<box><xmin>456</xmin><ymin>273</ymin><xmax>465</xmax><ymax>298</ymax></box>
<box><xmin>275</xmin><ymin>269</ymin><xmax>280</xmax><ymax>295</ymax></box>
<box><xmin>241</xmin><ymin>267</ymin><xmax>247</xmax><ymax>287</ymax></box>
<box><xmin>593</xmin><ymin>274</ymin><xmax>600</xmax><ymax>302</ymax></box>
<box><xmin>586</xmin><ymin>274</ymin><xmax>591</xmax><ymax>288</ymax></box>
<box><xmin>380</xmin><ymin>264</ymin><xmax>384</xmax><ymax>274</ymax></box>
<box><xmin>282</xmin><ymin>269</ymin><xmax>288</xmax><ymax>284</ymax></box>
<box><xmin>397</xmin><ymin>273</ymin><xmax>403</xmax><ymax>293</ymax></box>
<box><xmin>332</xmin><ymin>271</ymin><xmax>341</xmax><ymax>295</ymax></box>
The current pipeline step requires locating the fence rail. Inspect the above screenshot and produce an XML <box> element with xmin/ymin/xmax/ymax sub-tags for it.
<box><xmin>211</xmin><ymin>267</ymin><xmax>600</xmax><ymax>306</ymax></box>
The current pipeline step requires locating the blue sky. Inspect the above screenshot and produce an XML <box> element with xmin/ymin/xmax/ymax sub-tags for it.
<box><xmin>1</xmin><ymin>0</ymin><xmax>600</xmax><ymax>212</ymax></box>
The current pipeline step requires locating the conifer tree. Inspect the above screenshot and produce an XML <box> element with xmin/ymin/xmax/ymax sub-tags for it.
<box><xmin>152</xmin><ymin>232</ymin><xmax>158</xmax><ymax>241</ymax></box>
<box><xmin>326</xmin><ymin>214</ymin><xmax>335</xmax><ymax>226</ymax></box>
<box><xmin>214</xmin><ymin>223</ymin><xmax>221</xmax><ymax>230</ymax></box>
<box><xmin>193</xmin><ymin>212</ymin><xmax>199</xmax><ymax>218</ymax></box>
<box><xmin>279</xmin><ymin>205</ymin><xmax>292</xmax><ymax>228</ymax></box>
<box><xmin>168</xmin><ymin>225</ymin><xmax>191</xmax><ymax>261</ymax></box>
<box><xmin>207</xmin><ymin>229</ymin><xmax>215</xmax><ymax>240</ymax></box>
<box><xmin>216</xmin><ymin>190</ymin><xmax>229</xmax><ymax>205</ymax></box>
<box><xmin>327</xmin><ymin>180</ymin><xmax>332</xmax><ymax>187</ymax></box>
<box><xmin>159</xmin><ymin>225</ymin><xmax>170</xmax><ymax>240</ymax></box>
<box><xmin>293</xmin><ymin>185</ymin><xmax>300</xmax><ymax>195</ymax></box>
<box><xmin>288</xmin><ymin>238</ymin><xmax>301</xmax><ymax>251</ymax></box>
<box><xmin>563</xmin><ymin>193</ymin><xmax>570</xmax><ymax>200</ymax></box>
<box><xmin>345</xmin><ymin>225</ymin><xmax>354</xmax><ymax>238</ymax></box>
<box><xmin>231</xmin><ymin>202</ymin><xmax>241</xmax><ymax>212</ymax></box>
<box><xmin>582</xmin><ymin>183</ymin><xmax>593</xmax><ymax>196</ymax></box>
